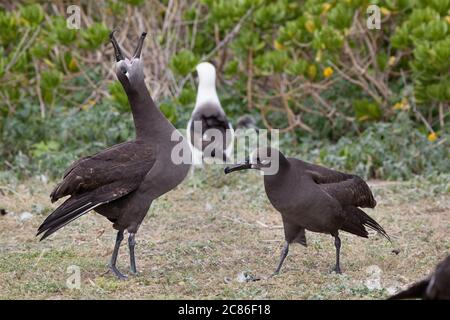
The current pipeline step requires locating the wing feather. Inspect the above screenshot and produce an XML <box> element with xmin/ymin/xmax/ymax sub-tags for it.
<box><xmin>303</xmin><ymin>162</ymin><xmax>376</xmax><ymax>208</ymax></box>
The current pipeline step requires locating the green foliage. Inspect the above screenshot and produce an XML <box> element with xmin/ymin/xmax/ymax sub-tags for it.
<box><xmin>159</xmin><ymin>101</ymin><xmax>178</xmax><ymax>124</ymax></box>
<box><xmin>391</xmin><ymin>4</ymin><xmax>450</xmax><ymax>103</ymax></box>
<box><xmin>169</xmin><ymin>49</ymin><xmax>199</xmax><ymax>76</ymax></box>
<box><xmin>108</xmin><ymin>81</ymin><xmax>129</xmax><ymax>112</ymax></box>
<box><xmin>353</xmin><ymin>99</ymin><xmax>382</xmax><ymax>122</ymax></box>
<box><xmin>295</xmin><ymin>113</ymin><xmax>450</xmax><ymax>180</ymax></box>
<box><xmin>1</xmin><ymin>0</ymin><xmax>448</xmax><ymax>182</ymax></box>
<box><xmin>81</xmin><ymin>22</ymin><xmax>110</xmax><ymax>49</ymax></box>
<box><xmin>1</xmin><ymin>100</ymin><xmax>135</xmax><ymax>179</ymax></box>
<box><xmin>20</xmin><ymin>3</ymin><xmax>44</xmax><ymax>26</ymax></box>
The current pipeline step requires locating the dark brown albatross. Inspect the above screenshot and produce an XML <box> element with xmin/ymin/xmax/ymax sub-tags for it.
<box><xmin>37</xmin><ymin>32</ymin><xmax>191</xmax><ymax>279</ymax></box>
<box><xmin>224</xmin><ymin>147</ymin><xmax>390</xmax><ymax>274</ymax></box>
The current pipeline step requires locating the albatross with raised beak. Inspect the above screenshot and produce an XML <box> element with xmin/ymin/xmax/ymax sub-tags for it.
<box><xmin>37</xmin><ymin>32</ymin><xmax>191</xmax><ymax>279</ymax></box>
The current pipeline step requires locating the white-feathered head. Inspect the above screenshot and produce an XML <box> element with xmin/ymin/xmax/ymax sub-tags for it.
<box><xmin>196</xmin><ymin>62</ymin><xmax>216</xmax><ymax>88</ymax></box>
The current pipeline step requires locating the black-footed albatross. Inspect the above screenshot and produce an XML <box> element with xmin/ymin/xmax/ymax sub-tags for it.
<box><xmin>224</xmin><ymin>147</ymin><xmax>390</xmax><ymax>274</ymax></box>
<box><xmin>388</xmin><ymin>254</ymin><xmax>450</xmax><ymax>300</ymax></box>
<box><xmin>37</xmin><ymin>32</ymin><xmax>191</xmax><ymax>279</ymax></box>
<box><xmin>187</xmin><ymin>62</ymin><xmax>234</xmax><ymax>165</ymax></box>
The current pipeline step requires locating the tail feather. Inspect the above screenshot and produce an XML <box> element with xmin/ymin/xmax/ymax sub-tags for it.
<box><xmin>388</xmin><ymin>279</ymin><xmax>429</xmax><ymax>300</ymax></box>
<box><xmin>37</xmin><ymin>196</ymin><xmax>103</xmax><ymax>241</ymax></box>
<box><xmin>341</xmin><ymin>206</ymin><xmax>390</xmax><ymax>242</ymax></box>
<box><xmin>38</xmin><ymin>196</ymin><xmax>90</xmax><ymax>233</ymax></box>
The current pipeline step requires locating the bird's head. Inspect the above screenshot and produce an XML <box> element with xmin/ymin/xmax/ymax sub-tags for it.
<box><xmin>196</xmin><ymin>62</ymin><xmax>216</xmax><ymax>88</ymax></box>
<box><xmin>224</xmin><ymin>147</ymin><xmax>282</xmax><ymax>176</ymax></box>
<box><xmin>110</xmin><ymin>31</ymin><xmax>146</xmax><ymax>89</ymax></box>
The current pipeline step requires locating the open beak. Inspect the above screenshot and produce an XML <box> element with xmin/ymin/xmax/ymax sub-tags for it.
<box><xmin>110</xmin><ymin>31</ymin><xmax>147</xmax><ymax>62</ymax></box>
<box><xmin>132</xmin><ymin>32</ymin><xmax>147</xmax><ymax>59</ymax></box>
<box><xmin>224</xmin><ymin>161</ymin><xmax>252</xmax><ymax>174</ymax></box>
<box><xmin>110</xmin><ymin>30</ymin><xmax>125</xmax><ymax>62</ymax></box>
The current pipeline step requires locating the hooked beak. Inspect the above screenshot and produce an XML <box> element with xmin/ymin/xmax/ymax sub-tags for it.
<box><xmin>224</xmin><ymin>161</ymin><xmax>252</xmax><ymax>174</ymax></box>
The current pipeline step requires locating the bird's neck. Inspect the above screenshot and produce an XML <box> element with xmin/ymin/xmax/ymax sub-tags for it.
<box><xmin>264</xmin><ymin>154</ymin><xmax>291</xmax><ymax>183</ymax></box>
<box><xmin>195</xmin><ymin>81</ymin><xmax>221</xmax><ymax>110</ymax></box>
<box><xmin>126</xmin><ymin>81</ymin><xmax>171</xmax><ymax>140</ymax></box>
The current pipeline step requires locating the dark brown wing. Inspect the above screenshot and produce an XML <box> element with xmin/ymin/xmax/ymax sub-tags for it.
<box><xmin>38</xmin><ymin>140</ymin><xmax>156</xmax><ymax>240</ymax></box>
<box><xmin>61</xmin><ymin>141</ymin><xmax>131</xmax><ymax>179</ymax></box>
<box><xmin>319</xmin><ymin>177</ymin><xmax>376</xmax><ymax>208</ymax></box>
<box><xmin>50</xmin><ymin>140</ymin><xmax>155</xmax><ymax>202</ymax></box>
<box><xmin>303</xmin><ymin>161</ymin><xmax>353</xmax><ymax>183</ymax></box>
<box><xmin>304</xmin><ymin>162</ymin><xmax>376</xmax><ymax>208</ymax></box>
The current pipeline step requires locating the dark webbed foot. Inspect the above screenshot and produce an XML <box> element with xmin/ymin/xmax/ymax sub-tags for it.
<box><xmin>332</xmin><ymin>265</ymin><xmax>342</xmax><ymax>274</ymax></box>
<box><xmin>109</xmin><ymin>264</ymin><xmax>128</xmax><ymax>280</ymax></box>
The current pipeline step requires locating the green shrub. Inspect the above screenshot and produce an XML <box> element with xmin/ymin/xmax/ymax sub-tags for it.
<box><xmin>293</xmin><ymin>113</ymin><xmax>449</xmax><ymax>180</ymax></box>
<box><xmin>0</xmin><ymin>0</ymin><xmax>448</xmax><ymax>182</ymax></box>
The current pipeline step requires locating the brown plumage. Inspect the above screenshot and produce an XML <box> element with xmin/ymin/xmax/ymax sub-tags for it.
<box><xmin>389</xmin><ymin>255</ymin><xmax>450</xmax><ymax>300</ymax></box>
<box><xmin>37</xmin><ymin>32</ymin><xmax>191</xmax><ymax>279</ymax></box>
<box><xmin>224</xmin><ymin>147</ymin><xmax>390</xmax><ymax>274</ymax></box>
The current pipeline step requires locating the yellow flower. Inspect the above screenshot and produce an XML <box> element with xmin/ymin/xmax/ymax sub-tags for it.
<box><xmin>81</xmin><ymin>99</ymin><xmax>95</xmax><ymax>111</ymax></box>
<box><xmin>322</xmin><ymin>3</ymin><xmax>332</xmax><ymax>13</ymax></box>
<box><xmin>427</xmin><ymin>132</ymin><xmax>438</xmax><ymax>142</ymax></box>
<box><xmin>388</xmin><ymin>56</ymin><xmax>396</xmax><ymax>66</ymax></box>
<box><xmin>380</xmin><ymin>7</ymin><xmax>391</xmax><ymax>16</ymax></box>
<box><xmin>445</xmin><ymin>16</ymin><xmax>450</xmax><ymax>24</ymax></box>
<box><xmin>274</xmin><ymin>40</ymin><xmax>285</xmax><ymax>51</ymax></box>
<box><xmin>393</xmin><ymin>99</ymin><xmax>410</xmax><ymax>110</ymax></box>
<box><xmin>305</xmin><ymin>20</ymin><xmax>315</xmax><ymax>33</ymax></box>
<box><xmin>323</xmin><ymin>67</ymin><xmax>334</xmax><ymax>78</ymax></box>
<box><xmin>393</xmin><ymin>102</ymin><xmax>403</xmax><ymax>110</ymax></box>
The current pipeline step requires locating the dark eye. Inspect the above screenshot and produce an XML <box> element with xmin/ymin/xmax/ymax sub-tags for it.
<box><xmin>120</xmin><ymin>65</ymin><xmax>127</xmax><ymax>74</ymax></box>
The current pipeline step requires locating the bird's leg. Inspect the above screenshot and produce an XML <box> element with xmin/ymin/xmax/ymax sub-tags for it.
<box><xmin>333</xmin><ymin>234</ymin><xmax>342</xmax><ymax>274</ymax></box>
<box><xmin>273</xmin><ymin>241</ymin><xmax>289</xmax><ymax>276</ymax></box>
<box><xmin>108</xmin><ymin>230</ymin><xmax>127</xmax><ymax>280</ymax></box>
<box><xmin>128</xmin><ymin>232</ymin><xmax>137</xmax><ymax>275</ymax></box>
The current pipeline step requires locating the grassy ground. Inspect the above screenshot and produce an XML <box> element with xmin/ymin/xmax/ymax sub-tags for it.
<box><xmin>0</xmin><ymin>167</ymin><xmax>449</xmax><ymax>300</ymax></box>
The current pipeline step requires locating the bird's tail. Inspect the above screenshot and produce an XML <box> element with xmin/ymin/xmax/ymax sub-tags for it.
<box><xmin>37</xmin><ymin>195</ymin><xmax>103</xmax><ymax>241</ymax></box>
<box><xmin>341</xmin><ymin>206</ymin><xmax>391</xmax><ymax>242</ymax></box>
<box><xmin>387</xmin><ymin>279</ymin><xmax>429</xmax><ymax>300</ymax></box>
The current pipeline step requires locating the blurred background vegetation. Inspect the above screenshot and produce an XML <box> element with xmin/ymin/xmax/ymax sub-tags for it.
<box><xmin>0</xmin><ymin>0</ymin><xmax>448</xmax><ymax>181</ymax></box>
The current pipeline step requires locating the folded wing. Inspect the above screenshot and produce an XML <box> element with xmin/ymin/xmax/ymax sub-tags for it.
<box><xmin>305</xmin><ymin>163</ymin><xmax>376</xmax><ymax>208</ymax></box>
<box><xmin>38</xmin><ymin>141</ymin><xmax>155</xmax><ymax>240</ymax></box>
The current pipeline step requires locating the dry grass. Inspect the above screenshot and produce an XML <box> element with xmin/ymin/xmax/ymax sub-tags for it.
<box><xmin>0</xmin><ymin>168</ymin><xmax>449</xmax><ymax>300</ymax></box>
